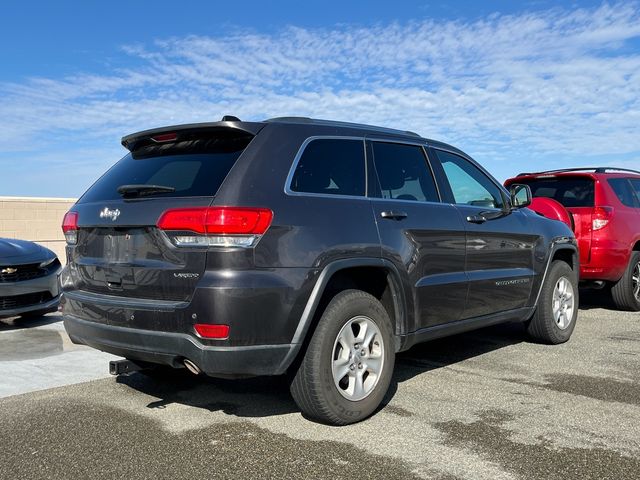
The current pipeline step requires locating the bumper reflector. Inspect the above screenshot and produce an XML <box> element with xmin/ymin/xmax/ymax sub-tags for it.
<box><xmin>194</xmin><ymin>323</ymin><xmax>230</xmax><ymax>339</ymax></box>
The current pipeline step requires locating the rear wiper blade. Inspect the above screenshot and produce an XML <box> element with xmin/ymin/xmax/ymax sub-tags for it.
<box><xmin>117</xmin><ymin>184</ymin><xmax>176</xmax><ymax>197</ymax></box>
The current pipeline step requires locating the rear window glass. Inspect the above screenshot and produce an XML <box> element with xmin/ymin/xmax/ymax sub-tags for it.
<box><xmin>629</xmin><ymin>179</ymin><xmax>640</xmax><ymax>206</ymax></box>
<box><xmin>609</xmin><ymin>178</ymin><xmax>640</xmax><ymax>207</ymax></box>
<box><xmin>518</xmin><ymin>177</ymin><xmax>594</xmax><ymax>207</ymax></box>
<box><xmin>290</xmin><ymin>139</ymin><xmax>365</xmax><ymax>197</ymax></box>
<box><xmin>79</xmin><ymin>133</ymin><xmax>251</xmax><ymax>203</ymax></box>
<box><xmin>371</xmin><ymin>142</ymin><xmax>439</xmax><ymax>202</ymax></box>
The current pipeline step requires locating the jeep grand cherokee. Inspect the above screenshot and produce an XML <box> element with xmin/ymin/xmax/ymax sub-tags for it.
<box><xmin>61</xmin><ymin>116</ymin><xmax>578</xmax><ymax>424</ymax></box>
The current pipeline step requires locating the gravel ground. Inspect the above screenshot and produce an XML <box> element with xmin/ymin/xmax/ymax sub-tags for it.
<box><xmin>0</xmin><ymin>294</ymin><xmax>638</xmax><ymax>479</ymax></box>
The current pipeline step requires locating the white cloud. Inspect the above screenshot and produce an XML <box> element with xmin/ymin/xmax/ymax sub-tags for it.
<box><xmin>1</xmin><ymin>2</ymin><xmax>639</xmax><ymax>195</ymax></box>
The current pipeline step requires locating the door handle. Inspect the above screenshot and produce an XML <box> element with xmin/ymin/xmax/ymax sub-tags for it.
<box><xmin>380</xmin><ymin>211</ymin><xmax>408</xmax><ymax>220</ymax></box>
<box><xmin>466</xmin><ymin>214</ymin><xmax>487</xmax><ymax>224</ymax></box>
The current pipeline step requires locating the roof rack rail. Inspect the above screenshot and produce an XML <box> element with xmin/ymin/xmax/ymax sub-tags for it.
<box><xmin>263</xmin><ymin>116</ymin><xmax>420</xmax><ymax>138</ymax></box>
<box><xmin>517</xmin><ymin>167</ymin><xmax>640</xmax><ymax>176</ymax></box>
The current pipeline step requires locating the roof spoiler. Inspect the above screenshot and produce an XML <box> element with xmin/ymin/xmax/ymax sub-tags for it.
<box><xmin>121</xmin><ymin>118</ymin><xmax>264</xmax><ymax>151</ymax></box>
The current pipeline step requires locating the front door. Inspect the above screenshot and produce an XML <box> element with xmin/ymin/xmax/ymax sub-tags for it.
<box><xmin>430</xmin><ymin>148</ymin><xmax>538</xmax><ymax>319</ymax></box>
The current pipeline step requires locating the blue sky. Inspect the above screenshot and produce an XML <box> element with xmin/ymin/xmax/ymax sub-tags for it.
<box><xmin>1</xmin><ymin>1</ymin><xmax>639</xmax><ymax>197</ymax></box>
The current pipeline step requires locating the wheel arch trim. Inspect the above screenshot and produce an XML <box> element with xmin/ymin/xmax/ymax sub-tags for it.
<box><xmin>533</xmin><ymin>237</ymin><xmax>579</xmax><ymax>308</ymax></box>
<box><xmin>290</xmin><ymin>258</ymin><xmax>408</xmax><ymax>346</ymax></box>
<box><xmin>275</xmin><ymin>258</ymin><xmax>408</xmax><ymax>373</ymax></box>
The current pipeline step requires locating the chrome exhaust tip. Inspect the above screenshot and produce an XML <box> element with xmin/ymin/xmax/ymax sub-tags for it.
<box><xmin>183</xmin><ymin>359</ymin><xmax>201</xmax><ymax>375</ymax></box>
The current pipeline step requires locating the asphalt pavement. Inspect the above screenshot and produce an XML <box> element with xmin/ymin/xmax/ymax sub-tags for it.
<box><xmin>0</xmin><ymin>293</ymin><xmax>638</xmax><ymax>479</ymax></box>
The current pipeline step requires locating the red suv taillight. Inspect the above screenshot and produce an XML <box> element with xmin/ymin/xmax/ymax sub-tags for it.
<box><xmin>156</xmin><ymin>206</ymin><xmax>273</xmax><ymax>248</ymax></box>
<box><xmin>62</xmin><ymin>211</ymin><xmax>79</xmax><ymax>245</ymax></box>
<box><xmin>592</xmin><ymin>206</ymin><xmax>614</xmax><ymax>231</ymax></box>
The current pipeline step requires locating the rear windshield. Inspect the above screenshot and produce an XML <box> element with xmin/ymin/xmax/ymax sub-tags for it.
<box><xmin>79</xmin><ymin>132</ymin><xmax>252</xmax><ymax>203</ymax></box>
<box><xmin>518</xmin><ymin>177</ymin><xmax>594</xmax><ymax>207</ymax></box>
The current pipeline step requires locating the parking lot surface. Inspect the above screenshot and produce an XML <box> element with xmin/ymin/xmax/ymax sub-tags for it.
<box><xmin>1</xmin><ymin>296</ymin><xmax>638</xmax><ymax>479</ymax></box>
<box><xmin>0</xmin><ymin>315</ymin><xmax>118</xmax><ymax>398</ymax></box>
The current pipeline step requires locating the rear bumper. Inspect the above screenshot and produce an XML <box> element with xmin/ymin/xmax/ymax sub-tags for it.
<box><xmin>64</xmin><ymin>315</ymin><xmax>297</xmax><ymax>377</ymax></box>
<box><xmin>580</xmin><ymin>245</ymin><xmax>629</xmax><ymax>282</ymax></box>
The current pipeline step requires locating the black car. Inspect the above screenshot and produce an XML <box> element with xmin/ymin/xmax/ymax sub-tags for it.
<box><xmin>0</xmin><ymin>238</ymin><xmax>61</xmax><ymax>319</ymax></box>
<box><xmin>61</xmin><ymin>116</ymin><xmax>578</xmax><ymax>424</ymax></box>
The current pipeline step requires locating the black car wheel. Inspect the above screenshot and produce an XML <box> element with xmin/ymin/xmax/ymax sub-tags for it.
<box><xmin>290</xmin><ymin>289</ymin><xmax>395</xmax><ymax>425</ymax></box>
<box><xmin>527</xmin><ymin>260</ymin><xmax>578</xmax><ymax>344</ymax></box>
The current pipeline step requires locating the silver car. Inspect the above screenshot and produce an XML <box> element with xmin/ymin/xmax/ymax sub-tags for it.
<box><xmin>0</xmin><ymin>238</ymin><xmax>62</xmax><ymax>319</ymax></box>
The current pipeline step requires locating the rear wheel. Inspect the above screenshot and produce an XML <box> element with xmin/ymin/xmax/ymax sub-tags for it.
<box><xmin>611</xmin><ymin>252</ymin><xmax>640</xmax><ymax>311</ymax></box>
<box><xmin>527</xmin><ymin>260</ymin><xmax>578</xmax><ymax>344</ymax></box>
<box><xmin>290</xmin><ymin>289</ymin><xmax>395</xmax><ymax>425</ymax></box>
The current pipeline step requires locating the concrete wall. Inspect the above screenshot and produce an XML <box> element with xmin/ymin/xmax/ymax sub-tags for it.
<box><xmin>0</xmin><ymin>197</ymin><xmax>77</xmax><ymax>263</ymax></box>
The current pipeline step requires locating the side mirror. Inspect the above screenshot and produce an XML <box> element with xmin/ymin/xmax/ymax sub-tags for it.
<box><xmin>510</xmin><ymin>184</ymin><xmax>532</xmax><ymax>208</ymax></box>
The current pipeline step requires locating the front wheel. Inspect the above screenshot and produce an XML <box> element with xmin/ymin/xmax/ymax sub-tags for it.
<box><xmin>611</xmin><ymin>252</ymin><xmax>640</xmax><ymax>311</ymax></box>
<box><xmin>527</xmin><ymin>260</ymin><xmax>578</xmax><ymax>344</ymax></box>
<box><xmin>290</xmin><ymin>289</ymin><xmax>395</xmax><ymax>425</ymax></box>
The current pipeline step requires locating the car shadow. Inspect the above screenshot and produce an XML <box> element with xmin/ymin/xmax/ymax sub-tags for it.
<box><xmin>117</xmin><ymin>370</ymin><xmax>299</xmax><ymax>418</ymax></box>
<box><xmin>118</xmin><ymin>322</ymin><xmax>526</xmax><ymax>421</ymax></box>
<box><xmin>0</xmin><ymin>312</ymin><xmax>62</xmax><ymax>331</ymax></box>
<box><xmin>577</xmin><ymin>288</ymin><xmax>617</xmax><ymax>310</ymax></box>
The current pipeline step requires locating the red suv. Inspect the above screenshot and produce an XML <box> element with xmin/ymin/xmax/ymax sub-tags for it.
<box><xmin>506</xmin><ymin>168</ymin><xmax>640</xmax><ymax>311</ymax></box>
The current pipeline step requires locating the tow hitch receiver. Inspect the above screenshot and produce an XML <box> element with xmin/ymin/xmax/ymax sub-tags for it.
<box><xmin>109</xmin><ymin>359</ymin><xmax>147</xmax><ymax>375</ymax></box>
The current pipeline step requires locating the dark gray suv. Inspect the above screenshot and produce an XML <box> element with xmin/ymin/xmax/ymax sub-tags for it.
<box><xmin>61</xmin><ymin>116</ymin><xmax>578</xmax><ymax>424</ymax></box>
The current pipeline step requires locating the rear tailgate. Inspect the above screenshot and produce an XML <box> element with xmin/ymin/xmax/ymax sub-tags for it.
<box><xmin>71</xmin><ymin>198</ymin><xmax>212</xmax><ymax>302</ymax></box>
<box><xmin>565</xmin><ymin>207</ymin><xmax>593</xmax><ymax>264</ymax></box>
<box><xmin>67</xmin><ymin>125</ymin><xmax>258</xmax><ymax>302</ymax></box>
<box><xmin>508</xmin><ymin>174</ymin><xmax>595</xmax><ymax>264</ymax></box>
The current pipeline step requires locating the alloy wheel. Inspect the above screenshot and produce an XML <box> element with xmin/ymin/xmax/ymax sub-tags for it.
<box><xmin>331</xmin><ymin>316</ymin><xmax>385</xmax><ymax>401</ymax></box>
<box><xmin>552</xmin><ymin>276</ymin><xmax>575</xmax><ymax>330</ymax></box>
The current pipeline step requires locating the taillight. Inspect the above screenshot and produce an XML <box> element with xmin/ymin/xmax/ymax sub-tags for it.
<box><xmin>194</xmin><ymin>323</ymin><xmax>230</xmax><ymax>339</ymax></box>
<box><xmin>156</xmin><ymin>207</ymin><xmax>273</xmax><ymax>248</ymax></box>
<box><xmin>62</xmin><ymin>211</ymin><xmax>79</xmax><ymax>245</ymax></box>
<box><xmin>592</xmin><ymin>206</ymin><xmax>614</xmax><ymax>231</ymax></box>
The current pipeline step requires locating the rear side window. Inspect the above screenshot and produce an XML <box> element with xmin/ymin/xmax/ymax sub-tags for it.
<box><xmin>371</xmin><ymin>142</ymin><xmax>439</xmax><ymax>202</ymax></box>
<box><xmin>79</xmin><ymin>132</ymin><xmax>252</xmax><ymax>203</ymax></box>
<box><xmin>630</xmin><ymin>179</ymin><xmax>640</xmax><ymax>206</ymax></box>
<box><xmin>289</xmin><ymin>139</ymin><xmax>365</xmax><ymax>197</ymax></box>
<box><xmin>608</xmin><ymin>178</ymin><xmax>639</xmax><ymax>207</ymax></box>
<box><xmin>518</xmin><ymin>177</ymin><xmax>594</xmax><ymax>207</ymax></box>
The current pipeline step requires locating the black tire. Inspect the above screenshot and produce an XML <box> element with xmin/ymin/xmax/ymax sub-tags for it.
<box><xmin>611</xmin><ymin>252</ymin><xmax>640</xmax><ymax>311</ymax></box>
<box><xmin>527</xmin><ymin>260</ymin><xmax>578</xmax><ymax>344</ymax></box>
<box><xmin>290</xmin><ymin>289</ymin><xmax>395</xmax><ymax>425</ymax></box>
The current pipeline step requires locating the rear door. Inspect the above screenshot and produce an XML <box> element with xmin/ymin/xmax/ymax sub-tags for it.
<box><xmin>430</xmin><ymin>148</ymin><xmax>537</xmax><ymax>319</ymax></box>
<box><xmin>368</xmin><ymin>139</ymin><xmax>467</xmax><ymax>329</ymax></box>
<box><xmin>69</xmin><ymin>128</ymin><xmax>255</xmax><ymax>302</ymax></box>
